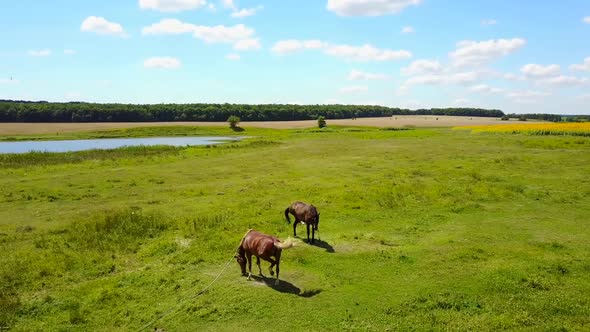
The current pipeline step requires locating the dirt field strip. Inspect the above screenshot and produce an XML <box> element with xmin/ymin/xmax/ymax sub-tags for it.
<box><xmin>0</xmin><ymin>116</ymin><xmax>544</xmax><ymax>135</ymax></box>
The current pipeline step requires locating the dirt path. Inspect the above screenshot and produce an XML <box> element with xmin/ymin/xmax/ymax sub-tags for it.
<box><xmin>0</xmin><ymin>116</ymin><xmax>540</xmax><ymax>135</ymax></box>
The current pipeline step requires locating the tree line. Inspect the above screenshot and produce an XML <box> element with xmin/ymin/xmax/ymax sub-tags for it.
<box><xmin>0</xmin><ymin>100</ymin><xmax>506</xmax><ymax>123</ymax></box>
<box><xmin>506</xmin><ymin>113</ymin><xmax>563</xmax><ymax>122</ymax></box>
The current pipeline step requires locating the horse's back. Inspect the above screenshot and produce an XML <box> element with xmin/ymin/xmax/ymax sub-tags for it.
<box><xmin>242</xmin><ymin>230</ymin><xmax>277</xmax><ymax>257</ymax></box>
<box><xmin>290</xmin><ymin>201</ymin><xmax>317</xmax><ymax>217</ymax></box>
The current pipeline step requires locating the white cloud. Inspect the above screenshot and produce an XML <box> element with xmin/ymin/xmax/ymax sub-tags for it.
<box><xmin>506</xmin><ymin>90</ymin><xmax>550</xmax><ymax>99</ymax></box>
<box><xmin>403</xmin><ymin>70</ymin><xmax>491</xmax><ymax>86</ymax></box>
<box><xmin>225</xmin><ymin>53</ymin><xmax>241</xmax><ymax>60</ymax></box>
<box><xmin>481</xmin><ymin>19</ymin><xmax>497</xmax><ymax>26</ymax></box>
<box><xmin>139</xmin><ymin>0</ymin><xmax>207</xmax><ymax>12</ymax></box>
<box><xmin>470</xmin><ymin>84</ymin><xmax>504</xmax><ymax>94</ymax></box>
<box><xmin>271</xmin><ymin>39</ymin><xmax>326</xmax><ymax>55</ymax></box>
<box><xmin>583</xmin><ymin>16</ymin><xmax>590</xmax><ymax>24</ymax></box>
<box><xmin>348</xmin><ymin>69</ymin><xmax>389</xmax><ymax>80</ymax></box>
<box><xmin>404</xmin><ymin>74</ymin><xmax>445</xmax><ymax>85</ymax></box>
<box><xmin>143</xmin><ymin>20</ymin><xmax>261</xmax><ymax>54</ymax></box>
<box><xmin>570</xmin><ymin>57</ymin><xmax>590</xmax><ymax>72</ymax></box>
<box><xmin>143</xmin><ymin>56</ymin><xmax>182</xmax><ymax>69</ymax></box>
<box><xmin>503</xmin><ymin>72</ymin><xmax>525</xmax><ymax>81</ymax></box>
<box><xmin>194</xmin><ymin>24</ymin><xmax>254</xmax><ymax>43</ymax></box>
<box><xmin>401</xmin><ymin>59</ymin><xmax>442</xmax><ymax>75</ymax></box>
<box><xmin>453</xmin><ymin>98</ymin><xmax>470</xmax><ymax>106</ymax></box>
<box><xmin>450</xmin><ymin>38</ymin><xmax>526</xmax><ymax>67</ymax></box>
<box><xmin>81</xmin><ymin>16</ymin><xmax>127</xmax><ymax>37</ymax></box>
<box><xmin>142</xmin><ymin>21</ymin><xmax>258</xmax><ymax>48</ymax></box>
<box><xmin>142</xmin><ymin>18</ymin><xmax>197</xmax><ymax>35</ymax></box>
<box><xmin>340</xmin><ymin>85</ymin><xmax>369</xmax><ymax>93</ymax></box>
<box><xmin>233</xmin><ymin>38</ymin><xmax>261</xmax><ymax>50</ymax></box>
<box><xmin>28</xmin><ymin>49</ymin><xmax>51</xmax><ymax>57</ymax></box>
<box><xmin>326</xmin><ymin>0</ymin><xmax>421</xmax><ymax>16</ymax></box>
<box><xmin>448</xmin><ymin>71</ymin><xmax>486</xmax><ymax>84</ymax></box>
<box><xmin>64</xmin><ymin>49</ymin><xmax>76</xmax><ymax>55</ymax></box>
<box><xmin>223</xmin><ymin>0</ymin><xmax>237</xmax><ymax>10</ymax></box>
<box><xmin>303</xmin><ymin>40</ymin><xmax>325</xmax><ymax>49</ymax></box>
<box><xmin>520</xmin><ymin>64</ymin><xmax>561</xmax><ymax>77</ymax></box>
<box><xmin>231</xmin><ymin>6</ymin><xmax>263</xmax><ymax>18</ymax></box>
<box><xmin>401</xmin><ymin>26</ymin><xmax>414</xmax><ymax>34</ymax></box>
<box><xmin>536</xmin><ymin>75</ymin><xmax>588</xmax><ymax>86</ymax></box>
<box><xmin>324</xmin><ymin>44</ymin><xmax>412</xmax><ymax>61</ymax></box>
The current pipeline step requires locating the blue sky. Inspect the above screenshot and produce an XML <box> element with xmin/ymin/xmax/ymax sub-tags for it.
<box><xmin>1</xmin><ymin>0</ymin><xmax>589</xmax><ymax>114</ymax></box>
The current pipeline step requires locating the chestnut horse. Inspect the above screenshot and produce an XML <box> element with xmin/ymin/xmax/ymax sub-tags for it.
<box><xmin>284</xmin><ymin>201</ymin><xmax>320</xmax><ymax>244</ymax></box>
<box><xmin>235</xmin><ymin>229</ymin><xmax>294</xmax><ymax>285</ymax></box>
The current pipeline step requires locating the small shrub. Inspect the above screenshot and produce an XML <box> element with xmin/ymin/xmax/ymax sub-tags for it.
<box><xmin>317</xmin><ymin>116</ymin><xmax>327</xmax><ymax>128</ymax></box>
<box><xmin>501</xmin><ymin>115</ymin><xmax>510</xmax><ymax>121</ymax></box>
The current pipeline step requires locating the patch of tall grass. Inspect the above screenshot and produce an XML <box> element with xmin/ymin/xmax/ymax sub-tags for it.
<box><xmin>67</xmin><ymin>208</ymin><xmax>169</xmax><ymax>252</ymax></box>
<box><xmin>0</xmin><ymin>145</ymin><xmax>183</xmax><ymax>168</ymax></box>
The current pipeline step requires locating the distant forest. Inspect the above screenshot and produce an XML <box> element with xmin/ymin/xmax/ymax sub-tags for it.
<box><xmin>2</xmin><ymin>100</ymin><xmax>582</xmax><ymax>123</ymax></box>
<box><xmin>0</xmin><ymin>100</ymin><xmax>506</xmax><ymax>122</ymax></box>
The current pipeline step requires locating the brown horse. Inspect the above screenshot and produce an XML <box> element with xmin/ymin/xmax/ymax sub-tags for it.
<box><xmin>285</xmin><ymin>201</ymin><xmax>320</xmax><ymax>244</ymax></box>
<box><xmin>235</xmin><ymin>229</ymin><xmax>294</xmax><ymax>285</ymax></box>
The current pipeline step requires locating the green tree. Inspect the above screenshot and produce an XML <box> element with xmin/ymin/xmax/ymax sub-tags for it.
<box><xmin>317</xmin><ymin>115</ymin><xmax>326</xmax><ymax>128</ymax></box>
<box><xmin>227</xmin><ymin>115</ymin><xmax>240</xmax><ymax>129</ymax></box>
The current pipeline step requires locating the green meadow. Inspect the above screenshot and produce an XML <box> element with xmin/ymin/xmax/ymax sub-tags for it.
<box><xmin>1</xmin><ymin>126</ymin><xmax>589</xmax><ymax>331</ymax></box>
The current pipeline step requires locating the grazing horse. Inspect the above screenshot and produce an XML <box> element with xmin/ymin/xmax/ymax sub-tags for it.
<box><xmin>235</xmin><ymin>229</ymin><xmax>294</xmax><ymax>285</ymax></box>
<box><xmin>284</xmin><ymin>201</ymin><xmax>320</xmax><ymax>244</ymax></box>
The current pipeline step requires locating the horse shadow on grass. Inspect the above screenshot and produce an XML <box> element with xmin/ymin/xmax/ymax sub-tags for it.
<box><xmin>301</xmin><ymin>238</ymin><xmax>335</xmax><ymax>253</ymax></box>
<box><xmin>250</xmin><ymin>275</ymin><xmax>322</xmax><ymax>298</ymax></box>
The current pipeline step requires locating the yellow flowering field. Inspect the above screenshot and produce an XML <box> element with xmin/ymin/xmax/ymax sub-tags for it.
<box><xmin>455</xmin><ymin>122</ymin><xmax>590</xmax><ymax>136</ymax></box>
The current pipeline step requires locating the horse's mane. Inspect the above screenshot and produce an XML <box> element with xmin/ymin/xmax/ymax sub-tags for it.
<box><xmin>237</xmin><ymin>229</ymin><xmax>254</xmax><ymax>254</ymax></box>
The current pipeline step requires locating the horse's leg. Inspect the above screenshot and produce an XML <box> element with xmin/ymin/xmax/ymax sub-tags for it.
<box><xmin>306</xmin><ymin>223</ymin><xmax>310</xmax><ymax>243</ymax></box>
<box><xmin>267</xmin><ymin>258</ymin><xmax>276</xmax><ymax>276</ymax></box>
<box><xmin>256</xmin><ymin>256</ymin><xmax>263</xmax><ymax>276</ymax></box>
<box><xmin>247</xmin><ymin>253</ymin><xmax>253</xmax><ymax>280</ymax></box>
<box><xmin>293</xmin><ymin>221</ymin><xmax>297</xmax><ymax>237</ymax></box>
<box><xmin>275</xmin><ymin>252</ymin><xmax>282</xmax><ymax>286</ymax></box>
<box><xmin>312</xmin><ymin>224</ymin><xmax>315</xmax><ymax>244</ymax></box>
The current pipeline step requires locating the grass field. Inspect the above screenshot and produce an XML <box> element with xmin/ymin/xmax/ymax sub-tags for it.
<box><xmin>1</xmin><ymin>125</ymin><xmax>589</xmax><ymax>331</ymax></box>
<box><xmin>0</xmin><ymin>115</ymin><xmax>543</xmax><ymax>136</ymax></box>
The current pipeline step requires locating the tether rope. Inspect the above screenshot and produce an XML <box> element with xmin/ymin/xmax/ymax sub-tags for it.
<box><xmin>136</xmin><ymin>255</ymin><xmax>235</xmax><ymax>332</ymax></box>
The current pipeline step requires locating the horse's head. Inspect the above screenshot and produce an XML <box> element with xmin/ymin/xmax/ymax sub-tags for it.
<box><xmin>235</xmin><ymin>253</ymin><xmax>247</xmax><ymax>275</ymax></box>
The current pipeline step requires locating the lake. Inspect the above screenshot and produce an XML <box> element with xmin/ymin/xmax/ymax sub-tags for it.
<box><xmin>0</xmin><ymin>136</ymin><xmax>240</xmax><ymax>154</ymax></box>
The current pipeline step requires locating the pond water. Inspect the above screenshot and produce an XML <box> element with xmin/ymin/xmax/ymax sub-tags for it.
<box><xmin>0</xmin><ymin>136</ymin><xmax>240</xmax><ymax>154</ymax></box>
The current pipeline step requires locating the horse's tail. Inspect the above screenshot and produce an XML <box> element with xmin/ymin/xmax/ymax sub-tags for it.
<box><xmin>284</xmin><ymin>207</ymin><xmax>291</xmax><ymax>224</ymax></box>
<box><xmin>274</xmin><ymin>237</ymin><xmax>295</xmax><ymax>250</ymax></box>
<box><xmin>315</xmin><ymin>213</ymin><xmax>320</xmax><ymax>231</ymax></box>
